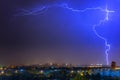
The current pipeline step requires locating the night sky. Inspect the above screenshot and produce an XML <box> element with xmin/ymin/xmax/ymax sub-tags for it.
<box><xmin>0</xmin><ymin>0</ymin><xmax>120</xmax><ymax>65</ymax></box>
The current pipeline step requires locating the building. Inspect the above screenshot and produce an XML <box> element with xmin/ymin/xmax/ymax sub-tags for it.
<box><xmin>111</xmin><ymin>61</ymin><xmax>116</xmax><ymax>70</ymax></box>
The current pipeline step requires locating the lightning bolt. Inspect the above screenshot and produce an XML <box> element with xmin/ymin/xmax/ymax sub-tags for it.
<box><xmin>93</xmin><ymin>6</ymin><xmax>114</xmax><ymax>65</ymax></box>
<box><xmin>16</xmin><ymin>3</ymin><xmax>114</xmax><ymax>65</ymax></box>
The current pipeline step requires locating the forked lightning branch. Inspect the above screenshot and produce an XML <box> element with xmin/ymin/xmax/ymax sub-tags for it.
<box><xmin>16</xmin><ymin>3</ymin><xmax>115</xmax><ymax>65</ymax></box>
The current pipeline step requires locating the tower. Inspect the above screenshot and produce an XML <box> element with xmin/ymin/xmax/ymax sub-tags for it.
<box><xmin>111</xmin><ymin>61</ymin><xmax>116</xmax><ymax>70</ymax></box>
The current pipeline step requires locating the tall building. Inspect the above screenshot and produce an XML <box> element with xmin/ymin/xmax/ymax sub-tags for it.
<box><xmin>111</xmin><ymin>61</ymin><xmax>116</xmax><ymax>70</ymax></box>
